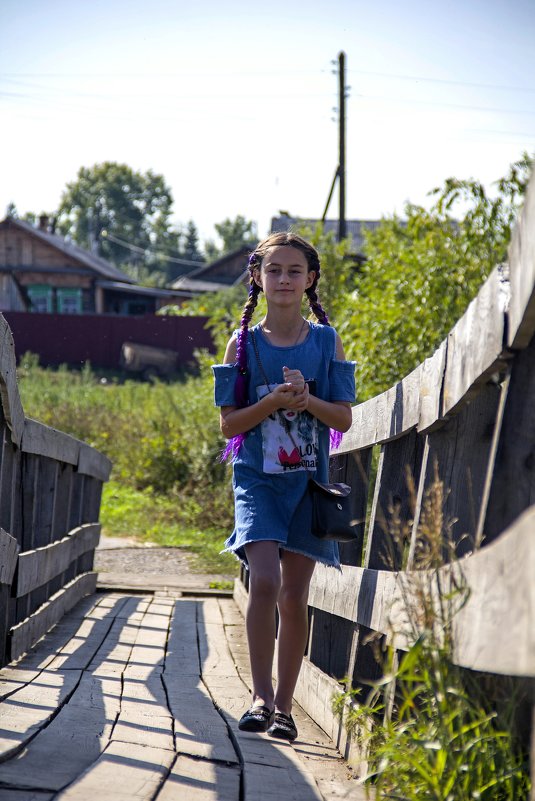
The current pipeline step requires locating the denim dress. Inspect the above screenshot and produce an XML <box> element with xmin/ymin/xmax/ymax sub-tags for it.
<box><xmin>212</xmin><ymin>322</ymin><xmax>356</xmax><ymax>569</ymax></box>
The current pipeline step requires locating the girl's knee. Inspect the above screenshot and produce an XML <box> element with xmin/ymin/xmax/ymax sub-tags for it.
<box><xmin>249</xmin><ymin>570</ymin><xmax>281</xmax><ymax>602</ymax></box>
<box><xmin>278</xmin><ymin>585</ymin><xmax>308</xmax><ymax>617</ymax></box>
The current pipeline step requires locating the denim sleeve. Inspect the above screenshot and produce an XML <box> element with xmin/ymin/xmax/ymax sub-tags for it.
<box><xmin>329</xmin><ymin>359</ymin><xmax>356</xmax><ymax>402</ymax></box>
<box><xmin>212</xmin><ymin>363</ymin><xmax>239</xmax><ymax>407</ymax></box>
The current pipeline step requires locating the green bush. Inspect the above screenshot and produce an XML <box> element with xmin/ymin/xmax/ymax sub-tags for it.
<box><xmin>17</xmin><ymin>351</ymin><xmax>236</xmax><ymax>570</ymax></box>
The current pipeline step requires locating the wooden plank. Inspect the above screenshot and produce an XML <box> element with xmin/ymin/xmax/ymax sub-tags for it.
<box><xmin>81</xmin><ymin>476</ymin><xmax>103</xmax><ymax>525</ymax></box>
<box><xmin>483</xmin><ymin>331</ymin><xmax>535</xmax><ymax>545</ymax></box>
<box><xmin>448</xmin><ymin>505</ymin><xmax>535</xmax><ymax>675</ymax></box>
<box><xmin>309</xmin><ymin>564</ymin><xmax>360</xmax><ymax>622</ymax></box>
<box><xmin>474</xmin><ymin>374</ymin><xmax>510</xmax><ymax>546</ymax></box>
<box><xmin>442</xmin><ymin>265</ymin><xmax>509</xmax><ymax>416</ymax></box>
<box><xmin>164</xmin><ymin>674</ymin><xmax>239</xmax><ymax>763</ymax></box>
<box><xmin>51</xmin><ymin>462</ymin><xmax>73</xmax><ymax>542</ymax></box>
<box><xmin>54</xmin><ymin>741</ymin><xmax>174</xmax><ymax>801</ymax></box>
<box><xmin>308</xmin><ymin>607</ymin><xmax>353</xmax><ymax>680</ymax></box>
<box><xmin>508</xmin><ymin>167</ymin><xmax>535</xmax><ymax>349</ymax></box>
<box><xmin>0</xmin><ymin>315</ymin><xmax>25</xmax><ymax>447</ymax></box>
<box><xmin>21</xmin><ymin>418</ymin><xmax>79</xmax><ymax>466</ymax></box>
<box><xmin>425</xmin><ymin>382</ymin><xmax>501</xmax><ymax>556</ymax></box>
<box><xmin>0</xmin><ymin>528</ymin><xmax>18</xmax><ymax>585</ymax></box>
<box><xmin>9</xmin><ymin>572</ymin><xmax>97</xmax><ymax>662</ymax></box>
<box><xmin>0</xmin><ymin>594</ymin><xmax>114</xmax><ymax>681</ymax></box>
<box><xmin>336</xmin><ymin>339</ymin><xmax>447</xmax><ymax>453</ymax></box>
<box><xmin>309</xmin><ymin>508</ymin><xmax>535</xmax><ymax>677</ymax></box>
<box><xmin>366</xmin><ymin>431</ymin><xmax>423</xmax><ymax>571</ymax></box>
<box><xmin>417</xmin><ymin>339</ymin><xmax>447</xmax><ymax>432</ymax></box>
<box><xmin>16</xmin><ymin>524</ymin><xmax>100</xmax><ymax>597</ymax></box>
<box><xmin>0</xmin><ymin>596</ymin><xmax>152</xmax><ymax>791</ymax></box>
<box><xmin>243</xmin><ymin>761</ymin><xmax>322</xmax><ymax>801</ymax></box>
<box><xmin>0</xmin><ymin>672</ymin><xmax>122</xmax><ymax>791</ymax></box>
<box><xmin>222</xmin><ymin>601</ymin><xmax>358</xmax><ymax>794</ymax></box>
<box><xmin>0</xmin><ymin>668</ymin><xmax>82</xmax><ymax>761</ymax></box>
<box><xmin>77</xmin><ymin>442</ymin><xmax>112</xmax><ymax>482</ymax></box>
<box><xmin>163</xmin><ymin>599</ymin><xmax>238</xmax><ymax>763</ymax></box>
<box><xmin>293</xmin><ymin>656</ymin><xmax>343</xmax><ymax>747</ymax></box>
<box><xmin>0</xmin><ymin>426</ymin><xmax>15</xmax><ymax>533</ymax></box>
<box><xmin>331</xmin><ymin>449</ymin><xmax>371</xmax><ymax>567</ymax></box>
<box><xmin>157</xmin><ymin>755</ymin><xmax>240</xmax><ymax>801</ymax></box>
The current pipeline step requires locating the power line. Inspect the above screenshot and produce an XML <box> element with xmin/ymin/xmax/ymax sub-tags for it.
<box><xmin>346</xmin><ymin>68</ymin><xmax>535</xmax><ymax>94</ymax></box>
<box><xmin>101</xmin><ymin>231</ymin><xmax>205</xmax><ymax>267</ymax></box>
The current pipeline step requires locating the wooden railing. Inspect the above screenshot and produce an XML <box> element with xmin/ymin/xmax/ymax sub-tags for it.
<box><xmin>235</xmin><ymin>170</ymin><xmax>535</xmax><ymax>778</ymax></box>
<box><xmin>0</xmin><ymin>315</ymin><xmax>111</xmax><ymax>666</ymax></box>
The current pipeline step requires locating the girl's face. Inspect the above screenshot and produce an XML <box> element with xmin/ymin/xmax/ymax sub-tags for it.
<box><xmin>254</xmin><ymin>246</ymin><xmax>315</xmax><ymax>301</ymax></box>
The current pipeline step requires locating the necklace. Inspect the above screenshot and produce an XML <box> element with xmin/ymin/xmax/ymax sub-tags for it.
<box><xmin>261</xmin><ymin>317</ymin><xmax>307</xmax><ymax>346</ymax></box>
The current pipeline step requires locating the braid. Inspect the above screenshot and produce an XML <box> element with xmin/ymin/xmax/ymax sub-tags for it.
<box><xmin>306</xmin><ymin>283</ymin><xmax>330</xmax><ymax>326</ymax></box>
<box><xmin>220</xmin><ymin>256</ymin><xmax>261</xmax><ymax>461</ymax></box>
<box><xmin>234</xmin><ymin>275</ymin><xmax>261</xmax><ymax>406</ymax></box>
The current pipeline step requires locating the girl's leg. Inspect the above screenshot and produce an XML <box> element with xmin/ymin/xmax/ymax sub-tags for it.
<box><xmin>274</xmin><ymin>550</ymin><xmax>316</xmax><ymax>715</ymax></box>
<box><xmin>243</xmin><ymin>541</ymin><xmax>282</xmax><ymax>709</ymax></box>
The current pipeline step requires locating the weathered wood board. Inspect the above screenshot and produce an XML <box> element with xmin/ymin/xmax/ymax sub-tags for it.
<box><xmin>0</xmin><ymin>592</ymin><xmax>363</xmax><ymax>801</ymax></box>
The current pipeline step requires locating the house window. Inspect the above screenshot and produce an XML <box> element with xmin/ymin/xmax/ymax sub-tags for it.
<box><xmin>57</xmin><ymin>288</ymin><xmax>82</xmax><ymax>314</ymax></box>
<box><xmin>28</xmin><ymin>285</ymin><xmax>53</xmax><ymax>313</ymax></box>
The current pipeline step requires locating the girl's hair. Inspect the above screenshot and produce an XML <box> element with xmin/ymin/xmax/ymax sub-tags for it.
<box><xmin>222</xmin><ymin>232</ymin><xmax>341</xmax><ymax>461</ymax></box>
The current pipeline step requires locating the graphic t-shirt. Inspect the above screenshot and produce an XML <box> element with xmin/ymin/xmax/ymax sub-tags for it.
<box><xmin>256</xmin><ymin>383</ymin><xmax>318</xmax><ymax>474</ymax></box>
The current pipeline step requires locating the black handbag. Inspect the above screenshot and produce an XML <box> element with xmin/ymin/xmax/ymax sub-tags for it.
<box><xmin>308</xmin><ymin>478</ymin><xmax>359</xmax><ymax>542</ymax></box>
<box><xmin>250</xmin><ymin>330</ymin><xmax>360</xmax><ymax>544</ymax></box>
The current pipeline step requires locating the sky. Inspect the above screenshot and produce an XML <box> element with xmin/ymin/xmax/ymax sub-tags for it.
<box><xmin>1</xmin><ymin>0</ymin><xmax>534</xmax><ymax>249</ymax></box>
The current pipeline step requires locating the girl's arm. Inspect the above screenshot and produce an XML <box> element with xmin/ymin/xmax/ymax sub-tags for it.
<box><xmin>304</xmin><ymin>334</ymin><xmax>352</xmax><ymax>432</ymax></box>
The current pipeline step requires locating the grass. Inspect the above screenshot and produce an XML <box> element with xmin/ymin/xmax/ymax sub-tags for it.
<box><xmin>17</xmin><ymin>352</ymin><xmax>237</xmax><ymax>576</ymax></box>
<box><xmin>100</xmin><ymin>481</ymin><xmax>238</xmax><ymax>575</ymax></box>
<box><xmin>332</xmin><ymin>463</ymin><xmax>531</xmax><ymax>800</ymax></box>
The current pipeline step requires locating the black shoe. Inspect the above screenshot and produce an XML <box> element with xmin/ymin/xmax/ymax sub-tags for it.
<box><xmin>267</xmin><ymin>711</ymin><xmax>298</xmax><ymax>742</ymax></box>
<box><xmin>238</xmin><ymin>705</ymin><xmax>275</xmax><ymax>732</ymax></box>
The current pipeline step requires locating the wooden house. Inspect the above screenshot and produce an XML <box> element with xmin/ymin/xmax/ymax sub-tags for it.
<box><xmin>0</xmin><ymin>215</ymin><xmax>188</xmax><ymax>315</ymax></box>
<box><xmin>170</xmin><ymin>245</ymin><xmax>250</xmax><ymax>295</ymax></box>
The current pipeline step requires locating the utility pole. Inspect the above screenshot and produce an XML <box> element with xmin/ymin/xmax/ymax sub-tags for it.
<box><xmin>322</xmin><ymin>52</ymin><xmax>348</xmax><ymax>240</ymax></box>
<box><xmin>338</xmin><ymin>50</ymin><xmax>346</xmax><ymax>241</ymax></box>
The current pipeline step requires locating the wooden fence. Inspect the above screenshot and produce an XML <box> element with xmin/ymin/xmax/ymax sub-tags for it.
<box><xmin>235</xmin><ymin>172</ymin><xmax>535</xmax><ymax>781</ymax></box>
<box><xmin>0</xmin><ymin>314</ymin><xmax>111</xmax><ymax>666</ymax></box>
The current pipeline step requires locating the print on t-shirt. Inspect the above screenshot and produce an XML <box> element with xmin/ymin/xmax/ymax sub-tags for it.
<box><xmin>257</xmin><ymin>383</ymin><xmax>318</xmax><ymax>474</ymax></box>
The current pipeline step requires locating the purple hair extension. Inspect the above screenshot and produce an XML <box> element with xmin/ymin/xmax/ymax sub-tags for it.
<box><xmin>220</xmin><ymin>274</ymin><xmax>259</xmax><ymax>462</ymax></box>
<box><xmin>329</xmin><ymin>429</ymin><xmax>343</xmax><ymax>450</ymax></box>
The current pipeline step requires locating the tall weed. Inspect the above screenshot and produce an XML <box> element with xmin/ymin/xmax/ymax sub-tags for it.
<box><xmin>333</xmin><ymin>464</ymin><xmax>531</xmax><ymax>800</ymax></box>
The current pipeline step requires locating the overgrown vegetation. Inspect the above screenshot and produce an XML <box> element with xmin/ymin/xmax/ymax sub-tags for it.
<box><xmin>332</xmin><ymin>466</ymin><xmax>531</xmax><ymax>799</ymax></box>
<box><xmin>17</xmin><ymin>352</ymin><xmax>237</xmax><ymax>574</ymax></box>
<box><xmin>16</xmin><ymin>155</ymin><xmax>533</xmax><ymax>581</ymax></box>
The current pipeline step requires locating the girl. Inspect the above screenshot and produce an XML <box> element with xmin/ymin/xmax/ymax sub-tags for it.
<box><xmin>212</xmin><ymin>233</ymin><xmax>355</xmax><ymax>742</ymax></box>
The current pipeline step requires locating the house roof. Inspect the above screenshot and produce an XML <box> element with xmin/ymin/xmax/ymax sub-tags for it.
<box><xmin>270</xmin><ymin>216</ymin><xmax>382</xmax><ymax>254</ymax></box>
<box><xmin>1</xmin><ymin>217</ymin><xmax>136</xmax><ymax>284</ymax></box>
<box><xmin>170</xmin><ymin>245</ymin><xmax>250</xmax><ymax>293</ymax></box>
<box><xmin>96</xmin><ymin>280</ymin><xmax>193</xmax><ymax>300</ymax></box>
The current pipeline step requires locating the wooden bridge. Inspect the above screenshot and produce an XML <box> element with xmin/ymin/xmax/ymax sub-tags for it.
<box><xmin>0</xmin><ymin>169</ymin><xmax>534</xmax><ymax>799</ymax></box>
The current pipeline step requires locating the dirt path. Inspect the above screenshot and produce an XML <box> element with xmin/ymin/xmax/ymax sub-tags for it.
<box><xmin>94</xmin><ymin>534</ymin><xmax>235</xmax><ymax>593</ymax></box>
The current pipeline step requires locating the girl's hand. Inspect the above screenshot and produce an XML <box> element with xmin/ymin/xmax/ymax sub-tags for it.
<box><xmin>273</xmin><ymin>381</ymin><xmax>309</xmax><ymax>412</ymax></box>
<box><xmin>282</xmin><ymin>366</ymin><xmax>306</xmax><ymax>393</ymax></box>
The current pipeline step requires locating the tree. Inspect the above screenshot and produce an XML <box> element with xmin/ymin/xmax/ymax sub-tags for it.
<box><xmin>337</xmin><ymin>153</ymin><xmax>533</xmax><ymax>399</ymax></box>
<box><xmin>204</xmin><ymin>215</ymin><xmax>257</xmax><ymax>261</ymax></box>
<box><xmin>56</xmin><ymin>162</ymin><xmax>174</xmax><ymax>266</ymax></box>
<box><xmin>182</xmin><ymin>220</ymin><xmax>204</xmax><ymax>263</ymax></box>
